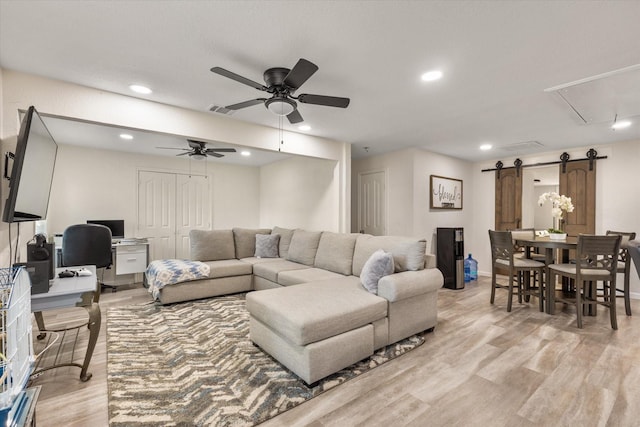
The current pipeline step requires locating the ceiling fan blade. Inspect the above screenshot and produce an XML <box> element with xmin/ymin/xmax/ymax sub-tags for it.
<box><xmin>298</xmin><ymin>93</ymin><xmax>350</xmax><ymax>108</ymax></box>
<box><xmin>210</xmin><ymin>67</ymin><xmax>266</xmax><ymax>91</ymax></box>
<box><xmin>176</xmin><ymin>152</ymin><xmax>191</xmax><ymax>156</ymax></box>
<box><xmin>284</xmin><ymin>59</ymin><xmax>318</xmax><ymax>90</ymax></box>
<box><xmin>206</xmin><ymin>152</ymin><xmax>224</xmax><ymax>158</ymax></box>
<box><xmin>287</xmin><ymin>109</ymin><xmax>304</xmax><ymax>124</ymax></box>
<box><xmin>156</xmin><ymin>147</ymin><xmax>189</xmax><ymax>151</ymax></box>
<box><xmin>205</xmin><ymin>148</ymin><xmax>237</xmax><ymax>153</ymax></box>
<box><xmin>225</xmin><ymin>98</ymin><xmax>267</xmax><ymax>110</ymax></box>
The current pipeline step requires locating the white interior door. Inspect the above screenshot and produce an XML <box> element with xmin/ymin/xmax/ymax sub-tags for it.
<box><xmin>175</xmin><ymin>174</ymin><xmax>210</xmax><ymax>259</ymax></box>
<box><xmin>358</xmin><ymin>170</ymin><xmax>387</xmax><ymax>235</ymax></box>
<box><xmin>138</xmin><ymin>171</ymin><xmax>177</xmax><ymax>262</ymax></box>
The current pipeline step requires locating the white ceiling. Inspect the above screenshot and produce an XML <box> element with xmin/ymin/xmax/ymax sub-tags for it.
<box><xmin>1</xmin><ymin>0</ymin><xmax>639</xmax><ymax>163</ymax></box>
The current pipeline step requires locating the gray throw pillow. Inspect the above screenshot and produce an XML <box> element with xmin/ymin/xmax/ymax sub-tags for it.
<box><xmin>360</xmin><ymin>249</ymin><xmax>394</xmax><ymax>294</ymax></box>
<box><xmin>255</xmin><ymin>234</ymin><xmax>280</xmax><ymax>258</ymax></box>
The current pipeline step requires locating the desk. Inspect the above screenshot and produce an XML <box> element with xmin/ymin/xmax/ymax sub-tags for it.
<box><xmin>30</xmin><ymin>266</ymin><xmax>100</xmax><ymax>382</ymax></box>
<box><xmin>515</xmin><ymin>236</ymin><xmax>578</xmax><ymax>314</ymax></box>
<box><xmin>55</xmin><ymin>240</ymin><xmax>149</xmax><ymax>287</ymax></box>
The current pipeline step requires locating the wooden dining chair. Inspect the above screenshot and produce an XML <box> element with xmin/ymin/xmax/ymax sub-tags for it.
<box><xmin>604</xmin><ymin>230</ymin><xmax>637</xmax><ymax>316</ymax></box>
<box><xmin>548</xmin><ymin>234</ymin><xmax>622</xmax><ymax>329</ymax></box>
<box><xmin>489</xmin><ymin>230</ymin><xmax>546</xmax><ymax>312</ymax></box>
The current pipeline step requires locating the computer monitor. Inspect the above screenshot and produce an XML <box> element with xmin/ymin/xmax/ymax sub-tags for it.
<box><xmin>86</xmin><ymin>219</ymin><xmax>125</xmax><ymax>239</ymax></box>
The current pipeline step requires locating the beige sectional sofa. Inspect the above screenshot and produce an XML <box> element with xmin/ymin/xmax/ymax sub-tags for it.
<box><xmin>154</xmin><ymin>226</ymin><xmax>444</xmax><ymax>384</ymax></box>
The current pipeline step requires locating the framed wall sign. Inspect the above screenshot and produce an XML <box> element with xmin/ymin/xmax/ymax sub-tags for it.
<box><xmin>430</xmin><ymin>175</ymin><xmax>463</xmax><ymax>209</ymax></box>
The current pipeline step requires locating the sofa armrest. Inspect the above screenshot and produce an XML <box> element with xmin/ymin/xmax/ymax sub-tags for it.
<box><xmin>377</xmin><ymin>268</ymin><xmax>444</xmax><ymax>302</ymax></box>
<box><xmin>424</xmin><ymin>253</ymin><xmax>436</xmax><ymax>269</ymax></box>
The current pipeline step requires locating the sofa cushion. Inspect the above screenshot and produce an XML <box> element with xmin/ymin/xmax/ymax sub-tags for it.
<box><xmin>190</xmin><ymin>229</ymin><xmax>235</xmax><ymax>261</ymax></box>
<box><xmin>360</xmin><ymin>249</ymin><xmax>394</xmax><ymax>293</ymax></box>
<box><xmin>246</xmin><ymin>277</ymin><xmax>387</xmax><ymax>346</ymax></box>
<box><xmin>203</xmin><ymin>259</ymin><xmax>253</xmax><ymax>278</ymax></box>
<box><xmin>286</xmin><ymin>230</ymin><xmax>322</xmax><ymax>266</ymax></box>
<box><xmin>272</xmin><ymin>226</ymin><xmax>295</xmax><ymax>259</ymax></box>
<box><xmin>255</xmin><ymin>233</ymin><xmax>280</xmax><ymax>258</ymax></box>
<box><xmin>252</xmin><ymin>259</ymin><xmax>310</xmax><ymax>283</ymax></box>
<box><xmin>239</xmin><ymin>257</ymin><xmax>282</xmax><ymax>266</ymax></box>
<box><xmin>233</xmin><ymin>228</ymin><xmax>272</xmax><ymax>259</ymax></box>
<box><xmin>278</xmin><ymin>268</ymin><xmax>345</xmax><ymax>287</ymax></box>
<box><xmin>353</xmin><ymin>234</ymin><xmax>427</xmax><ymax>276</ymax></box>
<box><xmin>314</xmin><ymin>232</ymin><xmax>358</xmax><ymax>275</ymax></box>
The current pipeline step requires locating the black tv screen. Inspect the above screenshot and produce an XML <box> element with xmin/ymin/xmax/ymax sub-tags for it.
<box><xmin>87</xmin><ymin>220</ymin><xmax>125</xmax><ymax>238</ymax></box>
<box><xmin>2</xmin><ymin>106</ymin><xmax>58</xmax><ymax>223</ymax></box>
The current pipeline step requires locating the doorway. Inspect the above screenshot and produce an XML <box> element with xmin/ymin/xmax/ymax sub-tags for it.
<box><xmin>137</xmin><ymin>170</ymin><xmax>211</xmax><ymax>262</ymax></box>
<box><xmin>358</xmin><ymin>170</ymin><xmax>387</xmax><ymax>235</ymax></box>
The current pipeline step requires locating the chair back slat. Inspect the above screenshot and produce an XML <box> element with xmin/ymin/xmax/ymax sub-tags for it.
<box><xmin>576</xmin><ymin>234</ymin><xmax>622</xmax><ymax>274</ymax></box>
<box><xmin>606</xmin><ymin>230</ymin><xmax>637</xmax><ymax>263</ymax></box>
<box><xmin>489</xmin><ymin>230</ymin><xmax>515</xmax><ymax>264</ymax></box>
<box><xmin>509</xmin><ymin>228</ymin><xmax>535</xmax><ymax>253</ymax></box>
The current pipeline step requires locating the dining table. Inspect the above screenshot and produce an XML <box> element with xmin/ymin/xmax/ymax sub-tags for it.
<box><xmin>514</xmin><ymin>235</ymin><xmax>583</xmax><ymax>315</ymax></box>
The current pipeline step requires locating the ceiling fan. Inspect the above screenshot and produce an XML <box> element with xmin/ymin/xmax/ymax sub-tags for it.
<box><xmin>157</xmin><ymin>139</ymin><xmax>237</xmax><ymax>160</ymax></box>
<box><xmin>210</xmin><ymin>58</ymin><xmax>350</xmax><ymax>124</ymax></box>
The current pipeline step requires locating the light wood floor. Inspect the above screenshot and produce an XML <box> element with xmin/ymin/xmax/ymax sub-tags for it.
<box><xmin>29</xmin><ymin>277</ymin><xmax>640</xmax><ymax>426</ymax></box>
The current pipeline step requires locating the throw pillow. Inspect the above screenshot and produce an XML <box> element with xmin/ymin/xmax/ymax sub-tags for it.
<box><xmin>255</xmin><ymin>234</ymin><xmax>280</xmax><ymax>258</ymax></box>
<box><xmin>360</xmin><ymin>249</ymin><xmax>394</xmax><ymax>294</ymax></box>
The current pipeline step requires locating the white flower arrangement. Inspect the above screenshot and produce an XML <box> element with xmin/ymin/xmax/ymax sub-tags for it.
<box><xmin>538</xmin><ymin>191</ymin><xmax>574</xmax><ymax>223</ymax></box>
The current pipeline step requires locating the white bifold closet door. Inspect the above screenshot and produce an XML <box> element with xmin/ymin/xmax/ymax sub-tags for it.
<box><xmin>138</xmin><ymin>170</ymin><xmax>210</xmax><ymax>262</ymax></box>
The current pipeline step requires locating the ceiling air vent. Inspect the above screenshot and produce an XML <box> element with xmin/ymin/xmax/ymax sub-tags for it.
<box><xmin>208</xmin><ymin>104</ymin><xmax>235</xmax><ymax>115</ymax></box>
<box><xmin>498</xmin><ymin>140</ymin><xmax>544</xmax><ymax>152</ymax></box>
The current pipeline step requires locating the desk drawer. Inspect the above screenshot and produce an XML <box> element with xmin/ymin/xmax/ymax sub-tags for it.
<box><xmin>116</xmin><ymin>245</ymin><xmax>147</xmax><ymax>274</ymax></box>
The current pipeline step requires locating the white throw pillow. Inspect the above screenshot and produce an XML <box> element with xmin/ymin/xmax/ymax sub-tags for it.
<box><xmin>255</xmin><ymin>234</ymin><xmax>280</xmax><ymax>258</ymax></box>
<box><xmin>360</xmin><ymin>249</ymin><xmax>394</xmax><ymax>294</ymax></box>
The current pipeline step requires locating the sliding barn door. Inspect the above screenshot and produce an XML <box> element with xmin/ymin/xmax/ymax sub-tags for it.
<box><xmin>495</xmin><ymin>168</ymin><xmax>522</xmax><ymax>231</ymax></box>
<box><xmin>559</xmin><ymin>160</ymin><xmax>595</xmax><ymax>236</ymax></box>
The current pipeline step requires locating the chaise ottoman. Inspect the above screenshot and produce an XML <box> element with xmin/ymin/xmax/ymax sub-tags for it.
<box><xmin>246</xmin><ymin>276</ymin><xmax>388</xmax><ymax>384</ymax></box>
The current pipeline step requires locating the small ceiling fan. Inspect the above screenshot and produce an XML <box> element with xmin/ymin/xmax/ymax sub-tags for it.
<box><xmin>210</xmin><ymin>58</ymin><xmax>350</xmax><ymax>124</ymax></box>
<box><xmin>157</xmin><ymin>139</ymin><xmax>236</xmax><ymax>160</ymax></box>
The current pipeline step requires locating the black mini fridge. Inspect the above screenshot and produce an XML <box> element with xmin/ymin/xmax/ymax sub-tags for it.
<box><xmin>437</xmin><ymin>227</ymin><xmax>465</xmax><ymax>289</ymax></box>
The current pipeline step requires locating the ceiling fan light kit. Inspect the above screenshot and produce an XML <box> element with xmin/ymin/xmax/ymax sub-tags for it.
<box><xmin>266</xmin><ymin>97</ymin><xmax>296</xmax><ymax>116</ymax></box>
<box><xmin>210</xmin><ymin>58</ymin><xmax>350</xmax><ymax>125</ymax></box>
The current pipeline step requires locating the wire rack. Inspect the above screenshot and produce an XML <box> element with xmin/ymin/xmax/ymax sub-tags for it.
<box><xmin>0</xmin><ymin>267</ymin><xmax>34</xmax><ymax>415</ymax></box>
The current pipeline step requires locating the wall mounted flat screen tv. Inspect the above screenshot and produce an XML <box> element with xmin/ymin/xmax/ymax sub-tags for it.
<box><xmin>87</xmin><ymin>220</ymin><xmax>125</xmax><ymax>239</ymax></box>
<box><xmin>2</xmin><ymin>106</ymin><xmax>58</xmax><ymax>223</ymax></box>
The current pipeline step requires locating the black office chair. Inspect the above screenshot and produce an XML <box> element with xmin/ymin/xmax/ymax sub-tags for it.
<box><xmin>62</xmin><ymin>224</ymin><xmax>114</xmax><ymax>296</ymax></box>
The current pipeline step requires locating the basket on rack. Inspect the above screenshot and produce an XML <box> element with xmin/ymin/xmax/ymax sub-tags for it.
<box><xmin>0</xmin><ymin>268</ymin><xmax>34</xmax><ymax>424</ymax></box>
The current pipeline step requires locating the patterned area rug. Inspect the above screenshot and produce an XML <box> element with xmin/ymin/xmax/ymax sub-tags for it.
<box><xmin>107</xmin><ymin>294</ymin><xmax>425</xmax><ymax>426</ymax></box>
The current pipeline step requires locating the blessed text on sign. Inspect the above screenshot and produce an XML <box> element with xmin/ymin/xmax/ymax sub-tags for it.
<box><xmin>430</xmin><ymin>175</ymin><xmax>463</xmax><ymax>209</ymax></box>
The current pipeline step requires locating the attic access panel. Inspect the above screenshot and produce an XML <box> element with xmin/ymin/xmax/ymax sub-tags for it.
<box><xmin>545</xmin><ymin>64</ymin><xmax>640</xmax><ymax>124</ymax></box>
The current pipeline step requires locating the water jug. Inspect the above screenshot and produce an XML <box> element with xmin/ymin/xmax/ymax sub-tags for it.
<box><xmin>464</xmin><ymin>256</ymin><xmax>471</xmax><ymax>282</ymax></box>
<box><xmin>465</xmin><ymin>254</ymin><xmax>478</xmax><ymax>282</ymax></box>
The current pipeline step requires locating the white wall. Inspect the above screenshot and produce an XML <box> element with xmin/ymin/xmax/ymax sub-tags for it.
<box><xmin>0</xmin><ymin>69</ymin><xmax>351</xmax><ymax>266</ymax></box>
<box><xmin>44</xmin><ymin>144</ymin><xmax>261</xmax><ymax>237</ymax></box>
<box><xmin>260</xmin><ymin>156</ymin><xmax>339</xmax><ymax>231</ymax></box>
<box><xmin>352</xmin><ymin>148</ymin><xmax>475</xmax><ymax>255</ymax></box>
<box><xmin>472</xmin><ymin>141</ymin><xmax>640</xmax><ymax>297</ymax></box>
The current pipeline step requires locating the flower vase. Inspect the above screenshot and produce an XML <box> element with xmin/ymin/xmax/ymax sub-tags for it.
<box><xmin>549</xmin><ymin>233</ymin><xmax>567</xmax><ymax>240</ymax></box>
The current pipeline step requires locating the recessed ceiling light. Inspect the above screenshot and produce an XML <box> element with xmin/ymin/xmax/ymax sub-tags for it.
<box><xmin>612</xmin><ymin>120</ymin><xmax>631</xmax><ymax>130</ymax></box>
<box><xmin>421</xmin><ymin>70</ymin><xmax>443</xmax><ymax>82</ymax></box>
<box><xmin>240</xmin><ymin>150</ymin><xmax>251</xmax><ymax>157</ymax></box>
<box><xmin>129</xmin><ymin>84</ymin><xmax>152</xmax><ymax>94</ymax></box>
<box><xmin>298</xmin><ymin>125</ymin><xmax>311</xmax><ymax>131</ymax></box>
<box><xmin>480</xmin><ymin>144</ymin><xmax>493</xmax><ymax>151</ymax></box>
<box><xmin>119</xmin><ymin>133</ymin><xmax>133</xmax><ymax>140</ymax></box>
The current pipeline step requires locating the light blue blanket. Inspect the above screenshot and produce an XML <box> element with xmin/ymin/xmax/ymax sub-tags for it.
<box><xmin>146</xmin><ymin>259</ymin><xmax>210</xmax><ymax>300</ymax></box>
